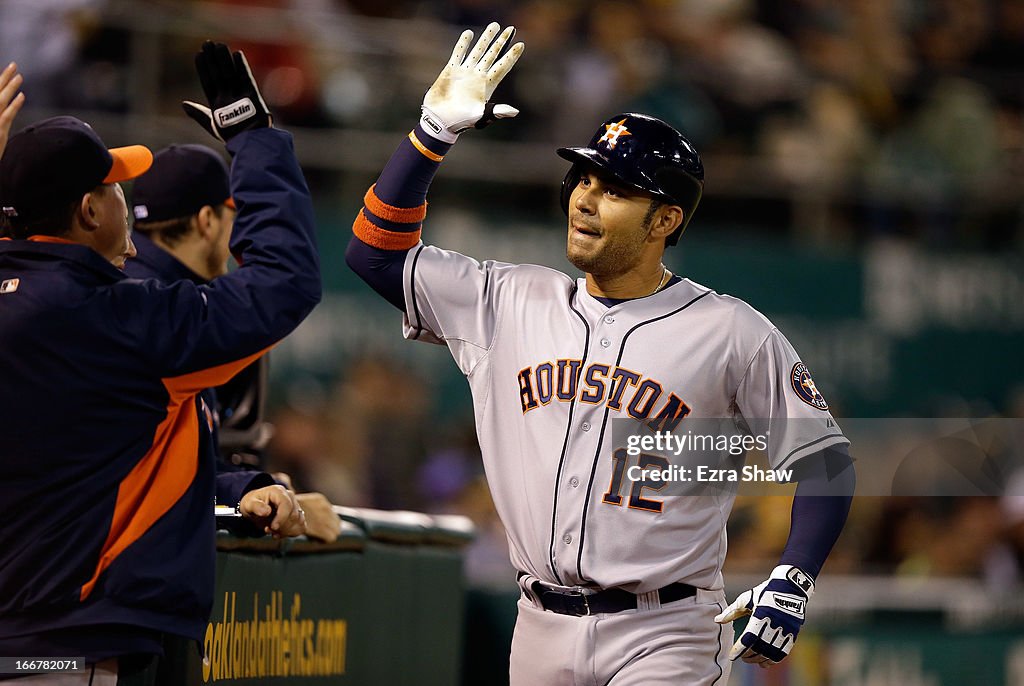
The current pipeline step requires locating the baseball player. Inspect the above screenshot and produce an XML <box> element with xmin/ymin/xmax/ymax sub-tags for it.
<box><xmin>346</xmin><ymin>24</ymin><xmax>854</xmax><ymax>685</ymax></box>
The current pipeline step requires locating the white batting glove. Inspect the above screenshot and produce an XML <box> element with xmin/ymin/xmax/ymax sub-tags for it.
<box><xmin>420</xmin><ymin>22</ymin><xmax>525</xmax><ymax>143</ymax></box>
<box><xmin>714</xmin><ymin>565</ymin><xmax>815</xmax><ymax>667</ymax></box>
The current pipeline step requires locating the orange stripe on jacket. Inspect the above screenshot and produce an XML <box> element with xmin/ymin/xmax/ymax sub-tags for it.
<box><xmin>26</xmin><ymin>236</ymin><xmax>77</xmax><ymax>244</ymax></box>
<box><xmin>0</xmin><ymin>236</ymin><xmax>76</xmax><ymax>243</ymax></box>
<box><xmin>80</xmin><ymin>348</ymin><xmax>268</xmax><ymax>601</ymax></box>
<box><xmin>363</xmin><ymin>185</ymin><xmax>427</xmax><ymax>224</ymax></box>
<box><xmin>353</xmin><ymin>210</ymin><xmax>421</xmax><ymax>251</ymax></box>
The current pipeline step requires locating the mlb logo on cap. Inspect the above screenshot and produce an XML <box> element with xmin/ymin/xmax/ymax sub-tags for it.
<box><xmin>1</xmin><ymin>278</ymin><xmax>21</xmax><ymax>294</ymax></box>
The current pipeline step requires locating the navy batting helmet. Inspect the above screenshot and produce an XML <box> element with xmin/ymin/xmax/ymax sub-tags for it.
<box><xmin>557</xmin><ymin>113</ymin><xmax>704</xmax><ymax>246</ymax></box>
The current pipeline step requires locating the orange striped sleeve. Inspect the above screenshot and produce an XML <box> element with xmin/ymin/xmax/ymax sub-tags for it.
<box><xmin>363</xmin><ymin>184</ymin><xmax>427</xmax><ymax>224</ymax></box>
<box><xmin>80</xmin><ymin>348</ymin><xmax>268</xmax><ymax>601</ymax></box>
<box><xmin>407</xmin><ymin>131</ymin><xmax>445</xmax><ymax>162</ymax></box>
<box><xmin>353</xmin><ymin>209</ymin><xmax>421</xmax><ymax>251</ymax></box>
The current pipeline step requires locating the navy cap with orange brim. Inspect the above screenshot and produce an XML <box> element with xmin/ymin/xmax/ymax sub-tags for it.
<box><xmin>105</xmin><ymin>145</ymin><xmax>155</xmax><ymax>184</ymax></box>
<box><xmin>0</xmin><ymin>116</ymin><xmax>153</xmax><ymax>225</ymax></box>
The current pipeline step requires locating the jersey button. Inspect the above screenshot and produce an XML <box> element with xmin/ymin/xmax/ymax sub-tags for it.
<box><xmin>581</xmin><ymin>422</ymin><xmax>591</xmax><ymax>432</ymax></box>
<box><xmin>600</xmin><ymin>338</ymin><xmax>611</xmax><ymax>348</ymax></box>
<box><xmin>604</xmin><ymin>315</ymin><xmax>615</xmax><ymax>324</ymax></box>
<box><xmin>563</xmin><ymin>534</ymin><xmax>572</xmax><ymax>545</ymax></box>
<box><xmin>569</xmin><ymin>477</ymin><xmax>579</xmax><ymax>488</ymax></box>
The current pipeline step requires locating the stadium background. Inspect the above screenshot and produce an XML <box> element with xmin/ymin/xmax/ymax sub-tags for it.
<box><xmin>3</xmin><ymin>0</ymin><xmax>1023</xmax><ymax>683</ymax></box>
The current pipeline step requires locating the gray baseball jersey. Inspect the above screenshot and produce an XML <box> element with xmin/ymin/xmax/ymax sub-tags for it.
<box><xmin>402</xmin><ymin>244</ymin><xmax>848</xmax><ymax>593</ymax></box>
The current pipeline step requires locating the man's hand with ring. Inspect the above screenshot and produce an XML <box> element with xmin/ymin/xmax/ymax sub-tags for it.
<box><xmin>238</xmin><ymin>485</ymin><xmax>306</xmax><ymax>538</ymax></box>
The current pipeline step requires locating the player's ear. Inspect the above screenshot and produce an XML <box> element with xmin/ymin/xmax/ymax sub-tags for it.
<box><xmin>77</xmin><ymin>188</ymin><xmax>103</xmax><ymax>231</ymax></box>
<box><xmin>648</xmin><ymin>204</ymin><xmax>683</xmax><ymax>242</ymax></box>
<box><xmin>195</xmin><ymin>205</ymin><xmax>217</xmax><ymax>240</ymax></box>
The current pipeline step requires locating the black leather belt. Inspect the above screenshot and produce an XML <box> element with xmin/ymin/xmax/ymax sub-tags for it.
<box><xmin>529</xmin><ymin>580</ymin><xmax>696</xmax><ymax>617</ymax></box>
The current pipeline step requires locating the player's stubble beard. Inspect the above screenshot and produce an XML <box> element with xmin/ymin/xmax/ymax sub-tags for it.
<box><xmin>566</xmin><ymin>202</ymin><xmax>658</xmax><ymax>278</ymax></box>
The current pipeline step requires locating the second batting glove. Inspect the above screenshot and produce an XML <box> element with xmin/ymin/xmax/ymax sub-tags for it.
<box><xmin>183</xmin><ymin>41</ymin><xmax>272</xmax><ymax>143</ymax></box>
<box><xmin>420</xmin><ymin>22</ymin><xmax>524</xmax><ymax>143</ymax></box>
<box><xmin>714</xmin><ymin>564</ymin><xmax>814</xmax><ymax>667</ymax></box>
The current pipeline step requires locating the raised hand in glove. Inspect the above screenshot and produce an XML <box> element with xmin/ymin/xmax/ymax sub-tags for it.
<box><xmin>421</xmin><ymin>22</ymin><xmax>524</xmax><ymax>143</ymax></box>
<box><xmin>183</xmin><ymin>41</ymin><xmax>271</xmax><ymax>142</ymax></box>
<box><xmin>714</xmin><ymin>565</ymin><xmax>815</xmax><ymax>667</ymax></box>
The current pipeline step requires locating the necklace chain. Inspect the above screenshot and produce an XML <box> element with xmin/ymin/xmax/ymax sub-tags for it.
<box><xmin>649</xmin><ymin>266</ymin><xmax>671</xmax><ymax>296</ymax></box>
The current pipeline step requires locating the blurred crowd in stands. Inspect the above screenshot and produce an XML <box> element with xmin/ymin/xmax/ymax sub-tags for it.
<box><xmin>3</xmin><ymin>0</ymin><xmax>1022</xmax><ymax>247</ymax></box>
<box><xmin>3</xmin><ymin>0</ymin><xmax>1022</xmax><ymax>588</ymax></box>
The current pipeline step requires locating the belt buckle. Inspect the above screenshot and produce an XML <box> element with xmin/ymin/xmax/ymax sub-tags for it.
<box><xmin>571</xmin><ymin>587</ymin><xmax>591</xmax><ymax>617</ymax></box>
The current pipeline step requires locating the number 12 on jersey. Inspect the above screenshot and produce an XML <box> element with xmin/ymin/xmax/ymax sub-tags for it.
<box><xmin>602</xmin><ymin>448</ymin><xmax>669</xmax><ymax>513</ymax></box>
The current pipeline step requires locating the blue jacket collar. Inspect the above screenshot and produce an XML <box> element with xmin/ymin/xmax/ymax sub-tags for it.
<box><xmin>128</xmin><ymin>232</ymin><xmax>207</xmax><ymax>285</ymax></box>
<box><xmin>0</xmin><ymin>239</ymin><xmax>126</xmax><ymax>282</ymax></box>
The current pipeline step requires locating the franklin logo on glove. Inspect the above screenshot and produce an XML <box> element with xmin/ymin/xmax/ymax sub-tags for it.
<box><xmin>772</xmin><ymin>595</ymin><xmax>805</xmax><ymax>615</ymax></box>
<box><xmin>422</xmin><ymin>115</ymin><xmax>443</xmax><ymax>136</ymax></box>
<box><xmin>182</xmin><ymin>41</ymin><xmax>271</xmax><ymax>143</ymax></box>
<box><xmin>215</xmin><ymin>99</ymin><xmax>255</xmax><ymax>127</ymax></box>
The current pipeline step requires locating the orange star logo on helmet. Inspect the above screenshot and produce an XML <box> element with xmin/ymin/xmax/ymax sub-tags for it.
<box><xmin>599</xmin><ymin>119</ymin><xmax>632</xmax><ymax>149</ymax></box>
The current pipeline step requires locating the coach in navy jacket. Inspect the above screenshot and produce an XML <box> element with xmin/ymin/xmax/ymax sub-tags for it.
<box><xmin>0</xmin><ymin>46</ymin><xmax>321</xmax><ymax>662</ymax></box>
<box><xmin>126</xmin><ymin>143</ymin><xmax>343</xmax><ymax>545</ymax></box>
<box><xmin>124</xmin><ymin>143</ymin><xmax>281</xmax><ymax>529</ymax></box>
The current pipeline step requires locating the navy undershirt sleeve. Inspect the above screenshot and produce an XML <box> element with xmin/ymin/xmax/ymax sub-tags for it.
<box><xmin>375</xmin><ymin>124</ymin><xmax>451</xmax><ymax>205</ymax></box>
<box><xmin>778</xmin><ymin>443</ymin><xmax>855</xmax><ymax>578</ymax></box>
<box><xmin>346</xmin><ymin>124</ymin><xmax>451</xmax><ymax>311</ymax></box>
<box><xmin>345</xmin><ymin>237</ymin><xmax>407</xmax><ymax>311</ymax></box>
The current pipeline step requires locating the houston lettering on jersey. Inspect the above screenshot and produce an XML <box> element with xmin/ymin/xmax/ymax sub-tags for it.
<box><xmin>517</xmin><ymin>359</ymin><xmax>691</xmax><ymax>430</ymax></box>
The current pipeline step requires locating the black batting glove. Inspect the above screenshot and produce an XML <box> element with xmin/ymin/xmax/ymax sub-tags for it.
<box><xmin>182</xmin><ymin>41</ymin><xmax>271</xmax><ymax>143</ymax></box>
